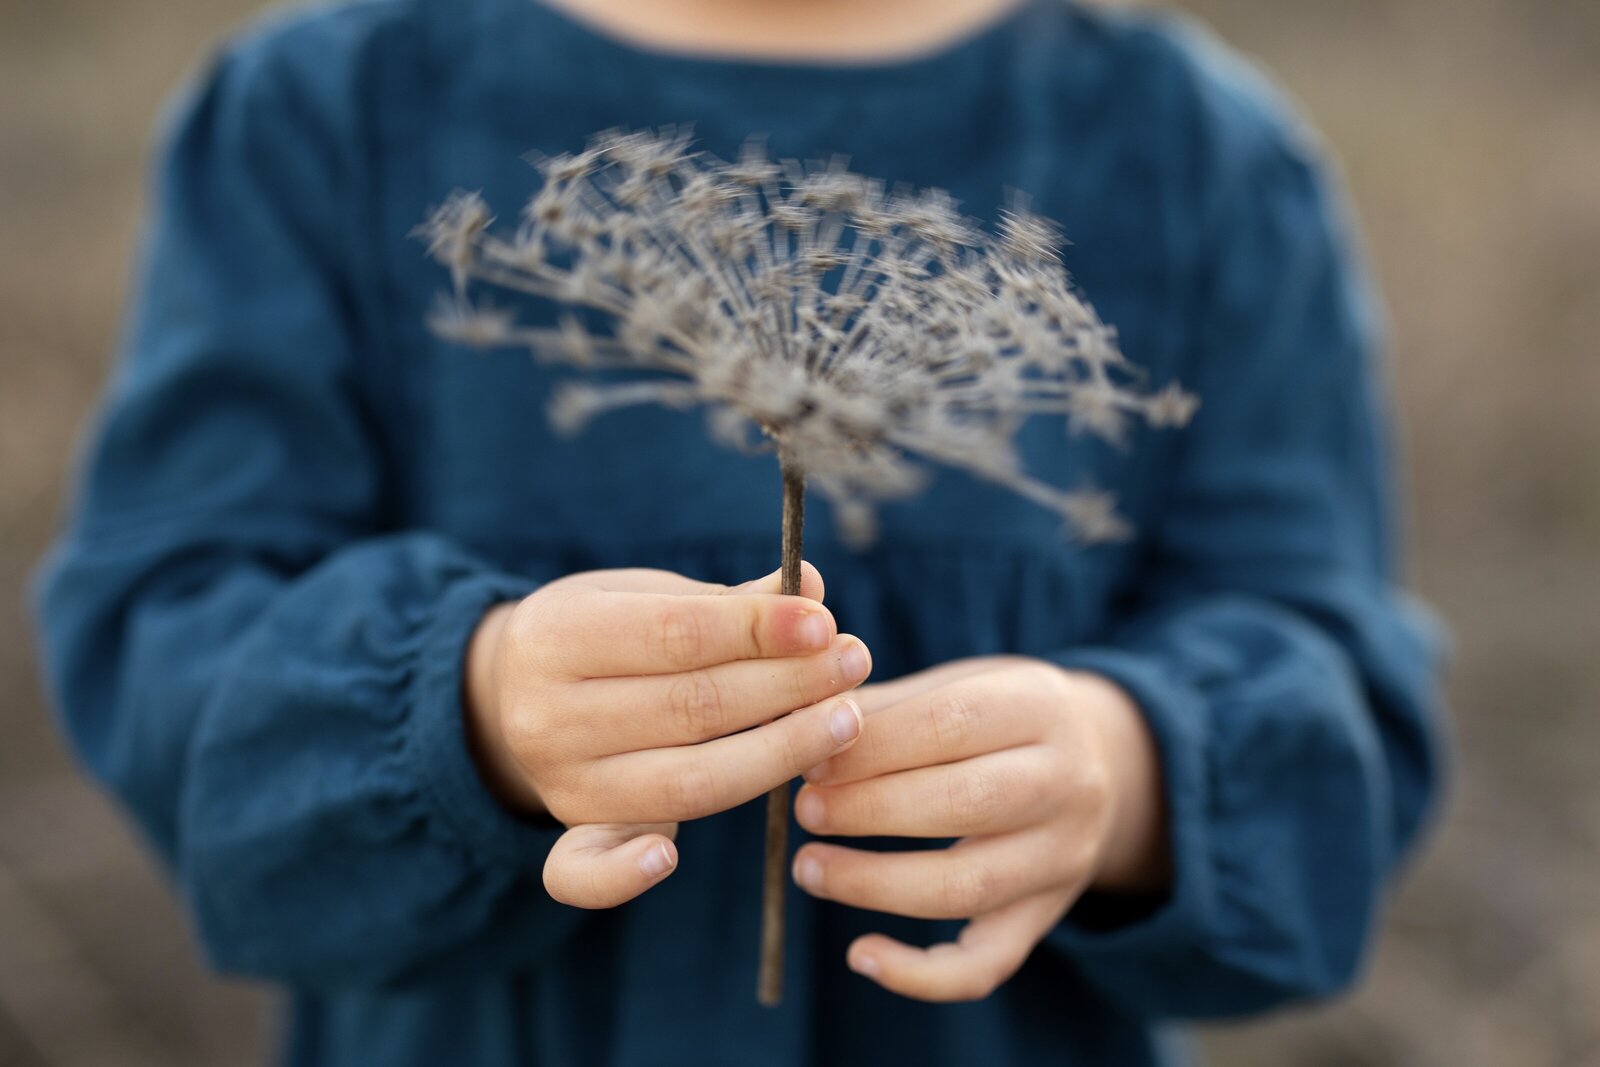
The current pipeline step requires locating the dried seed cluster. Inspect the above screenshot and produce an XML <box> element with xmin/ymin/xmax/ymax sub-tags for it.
<box><xmin>419</xmin><ymin>127</ymin><xmax>1197</xmax><ymax>545</ymax></box>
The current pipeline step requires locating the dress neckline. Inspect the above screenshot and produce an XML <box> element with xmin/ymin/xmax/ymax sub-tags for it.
<box><xmin>516</xmin><ymin>0</ymin><xmax>1050</xmax><ymax>86</ymax></box>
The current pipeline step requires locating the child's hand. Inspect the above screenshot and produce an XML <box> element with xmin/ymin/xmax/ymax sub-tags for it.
<box><xmin>465</xmin><ymin>564</ymin><xmax>871</xmax><ymax>909</ymax></box>
<box><xmin>790</xmin><ymin>657</ymin><xmax>1170</xmax><ymax>1003</ymax></box>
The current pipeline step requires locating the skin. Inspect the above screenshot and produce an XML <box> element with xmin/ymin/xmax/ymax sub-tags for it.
<box><xmin>466</xmin><ymin>563</ymin><xmax>868</xmax><ymax>904</ymax></box>
<box><xmin>539</xmin><ymin>0</ymin><xmax>1030</xmax><ymax>62</ymax></box>
<box><xmin>466</xmin><ymin>564</ymin><xmax>1170</xmax><ymax>1002</ymax></box>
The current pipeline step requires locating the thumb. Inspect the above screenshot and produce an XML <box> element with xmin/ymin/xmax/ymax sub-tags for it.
<box><xmin>543</xmin><ymin>822</ymin><xmax>680</xmax><ymax>908</ymax></box>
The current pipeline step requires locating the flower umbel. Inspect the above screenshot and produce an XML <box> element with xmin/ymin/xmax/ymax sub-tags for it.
<box><xmin>418</xmin><ymin>128</ymin><xmax>1202</xmax><ymax>1006</ymax></box>
<box><xmin>418</xmin><ymin>128</ymin><xmax>1196</xmax><ymax>544</ymax></box>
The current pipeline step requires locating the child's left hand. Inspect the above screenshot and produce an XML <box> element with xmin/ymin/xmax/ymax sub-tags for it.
<box><xmin>791</xmin><ymin>656</ymin><xmax>1170</xmax><ymax>1003</ymax></box>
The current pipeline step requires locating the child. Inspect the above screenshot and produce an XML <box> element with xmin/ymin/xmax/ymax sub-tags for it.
<box><xmin>35</xmin><ymin>0</ymin><xmax>1444</xmax><ymax>1064</ymax></box>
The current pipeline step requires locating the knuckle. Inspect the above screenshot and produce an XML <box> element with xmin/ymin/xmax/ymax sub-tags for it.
<box><xmin>543</xmin><ymin>849</ymin><xmax>585</xmax><ymax>906</ymax></box>
<box><xmin>778</xmin><ymin>716</ymin><xmax>817</xmax><ymax>777</ymax></box>
<box><xmin>1054</xmin><ymin>740</ymin><xmax>1112</xmax><ymax>814</ymax></box>
<box><xmin>499</xmin><ymin>700</ymin><xmax>552</xmax><ymax>766</ymax></box>
<box><xmin>948</xmin><ymin>766</ymin><xmax>1007</xmax><ymax>831</ymax></box>
<box><xmin>665</xmin><ymin>670</ymin><xmax>725</xmax><ymax>739</ymax></box>
<box><xmin>940</xmin><ymin>864</ymin><xmax>996</xmax><ymax>916</ymax></box>
<box><xmin>518</xmin><ymin>587</ymin><xmax>572</xmax><ymax>638</ymax></box>
<box><xmin>1077</xmin><ymin>759</ymin><xmax>1114</xmax><ymax>815</ymax></box>
<box><xmin>928</xmin><ymin>693</ymin><xmax>982</xmax><ymax>751</ymax></box>
<box><xmin>958</xmin><ymin>966</ymin><xmax>1006</xmax><ymax>1002</ymax></box>
<box><xmin>662</xmin><ymin>762</ymin><xmax>721</xmax><ymax>819</ymax></box>
<box><xmin>544</xmin><ymin>855</ymin><xmax>616</xmax><ymax>910</ymax></box>
<box><xmin>501</xmin><ymin>607</ymin><xmax>540</xmax><ymax>661</ymax></box>
<box><xmin>746</xmin><ymin>603</ymin><xmax>766</xmax><ymax>657</ymax></box>
<box><xmin>509</xmin><ymin>595</ymin><xmax>570</xmax><ymax>676</ymax></box>
<box><xmin>653</xmin><ymin>605</ymin><xmax>707</xmax><ymax>668</ymax></box>
<box><xmin>946</xmin><ymin>977</ymin><xmax>986</xmax><ymax>1003</ymax></box>
<box><xmin>789</xmin><ymin>660</ymin><xmax>822</xmax><ymax>712</ymax></box>
<box><xmin>506</xmin><ymin>594</ymin><xmax>549</xmax><ymax>640</ymax></box>
<box><xmin>1020</xmin><ymin>659</ymin><xmax>1070</xmax><ymax>695</ymax></box>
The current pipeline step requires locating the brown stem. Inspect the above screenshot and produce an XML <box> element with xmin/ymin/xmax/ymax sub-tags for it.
<box><xmin>758</xmin><ymin>461</ymin><xmax>805</xmax><ymax>1007</ymax></box>
<box><xmin>779</xmin><ymin>463</ymin><xmax>806</xmax><ymax>601</ymax></box>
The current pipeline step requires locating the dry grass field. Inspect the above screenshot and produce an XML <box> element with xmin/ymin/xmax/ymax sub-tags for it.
<box><xmin>1</xmin><ymin>1</ymin><xmax>1595</xmax><ymax>1064</ymax></box>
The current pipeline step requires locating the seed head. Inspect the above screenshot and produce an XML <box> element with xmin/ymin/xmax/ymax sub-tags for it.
<box><xmin>420</xmin><ymin>128</ymin><xmax>1197</xmax><ymax>544</ymax></box>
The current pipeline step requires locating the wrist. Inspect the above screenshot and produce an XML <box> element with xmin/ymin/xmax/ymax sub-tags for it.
<box><xmin>463</xmin><ymin>602</ymin><xmax>548</xmax><ymax>817</ymax></box>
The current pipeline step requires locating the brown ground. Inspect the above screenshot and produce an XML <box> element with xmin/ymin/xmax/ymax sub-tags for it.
<box><xmin>1</xmin><ymin>1</ymin><xmax>1595</xmax><ymax>1064</ymax></box>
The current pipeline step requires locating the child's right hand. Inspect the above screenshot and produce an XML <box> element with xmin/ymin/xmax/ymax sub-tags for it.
<box><xmin>464</xmin><ymin>563</ymin><xmax>871</xmax><ymax>908</ymax></box>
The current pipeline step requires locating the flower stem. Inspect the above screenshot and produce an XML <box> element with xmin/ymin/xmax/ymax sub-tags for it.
<box><xmin>758</xmin><ymin>461</ymin><xmax>805</xmax><ymax>1006</ymax></box>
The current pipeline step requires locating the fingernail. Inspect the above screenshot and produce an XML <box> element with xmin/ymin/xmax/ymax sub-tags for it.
<box><xmin>838</xmin><ymin>639</ymin><xmax>870</xmax><ymax>682</ymax></box>
<box><xmin>794</xmin><ymin>787</ymin><xmax>825</xmax><ymax>827</ymax></box>
<box><xmin>828</xmin><ymin>699</ymin><xmax>862</xmax><ymax>744</ymax></box>
<box><xmin>639</xmin><ymin>843</ymin><xmax>675</xmax><ymax>879</ymax></box>
<box><xmin>849</xmin><ymin>953</ymin><xmax>880</xmax><ymax>978</ymax></box>
<box><xmin>794</xmin><ymin>854</ymin><xmax>823</xmax><ymax>893</ymax></box>
<box><xmin>798</xmin><ymin>612</ymin><xmax>831</xmax><ymax>651</ymax></box>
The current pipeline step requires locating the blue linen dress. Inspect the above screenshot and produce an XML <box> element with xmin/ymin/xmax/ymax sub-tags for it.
<box><xmin>33</xmin><ymin>0</ymin><xmax>1446</xmax><ymax>1063</ymax></box>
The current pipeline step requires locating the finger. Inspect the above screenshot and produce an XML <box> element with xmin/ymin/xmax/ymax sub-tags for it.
<box><xmin>573</xmin><ymin>634</ymin><xmax>872</xmax><ymax>749</ymax></box>
<box><xmin>792</xmin><ymin>830</ymin><xmax>1074</xmax><ymax>920</ymax></box>
<box><xmin>845</xmin><ymin>891</ymin><xmax>1073</xmax><ymax>1003</ymax></box>
<box><xmin>729</xmin><ymin>561</ymin><xmax>826</xmax><ymax>603</ymax></box>
<box><xmin>795</xmin><ymin>746</ymin><xmax>1061</xmax><ymax>838</ymax></box>
<box><xmin>527</xmin><ymin>589</ymin><xmax>837</xmax><ymax>677</ymax></box>
<box><xmin>542</xmin><ymin>822</ymin><xmax>680</xmax><ymax>909</ymax></box>
<box><xmin>583</xmin><ymin>696</ymin><xmax>863</xmax><ymax>823</ymax></box>
<box><xmin>849</xmin><ymin>656</ymin><xmax>1029</xmax><ymax>716</ymax></box>
<box><xmin>804</xmin><ymin>672</ymin><xmax>1041</xmax><ymax>785</ymax></box>
<box><xmin>563</xmin><ymin>563</ymin><xmax>825</xmax><ymax>603</ymax></box>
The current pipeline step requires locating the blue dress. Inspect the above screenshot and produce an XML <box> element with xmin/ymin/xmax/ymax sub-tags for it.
<box><xmin>33</xmin><ymin>0</ymin><xmax>1446</xmax><ymax>1063</ymax></box>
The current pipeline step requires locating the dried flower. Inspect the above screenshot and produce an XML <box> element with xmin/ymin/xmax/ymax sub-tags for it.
<box><xmin>417</xmin><ymin>127</ymin><xmax>1200</xmax><ymax>1006</ymax></box>
<box><xmin>417</xmin><ymin>128</ymin><xmax>1196</xmax><ymax>547</ymax></box>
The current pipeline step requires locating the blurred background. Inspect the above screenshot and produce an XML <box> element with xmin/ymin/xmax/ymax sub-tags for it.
<box><xmin>0</xmin><ymin>0</ymin><xmax>1595</xmax><ymax>1064</ymax></box>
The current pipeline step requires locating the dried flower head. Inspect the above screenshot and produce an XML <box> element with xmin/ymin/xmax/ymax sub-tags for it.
<box><xmin>418</xmin><ymin>128</ymin><xmax>1196</xmax><ymax>545</ymax></box>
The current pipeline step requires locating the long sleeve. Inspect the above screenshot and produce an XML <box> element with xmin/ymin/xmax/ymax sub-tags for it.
<box><xmin>32</xmin><ymin>36</ymin><xmax>586</xmax><ymax>988</ymax></box>
<box><xmin>1044</xmin><ymin>86</ymin><xmax>1446</xmax><ymax>1017</ymax></box>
